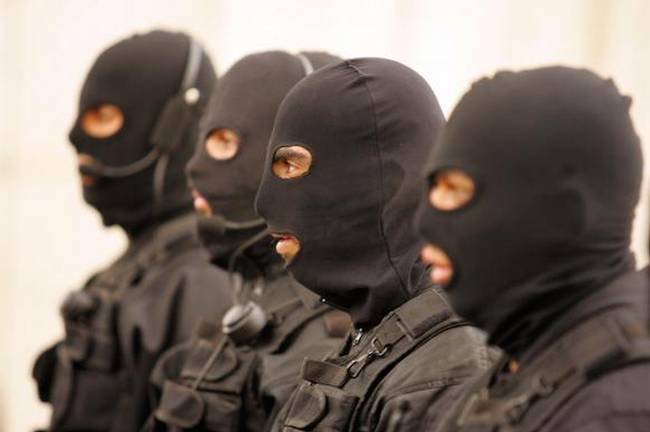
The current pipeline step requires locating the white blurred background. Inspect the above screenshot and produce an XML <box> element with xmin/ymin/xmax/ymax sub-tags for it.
<box><xmin>1</xmin><ymin>0</ymin><xmax>649</xmax><ymax>430</ymax></box>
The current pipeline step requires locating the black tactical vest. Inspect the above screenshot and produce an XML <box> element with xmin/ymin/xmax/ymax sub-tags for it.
<box><xmin>277</xmin><ymin>289</ymin><xmax>469</xmax><ymax>431</ymax></box>
<box><xmin>146</xmin><ymin>274</ymin><xmax>349</xmax><ymax>431</ymax></box>
<box><xmin>33</xmin><ymin>214</ymin><xmax>203</xmax><ymax>431</ymax></box>
<box><xmin>435</xmin><ymin>272</ymin><xmax>650</xmax><ymax>432</ymax></box>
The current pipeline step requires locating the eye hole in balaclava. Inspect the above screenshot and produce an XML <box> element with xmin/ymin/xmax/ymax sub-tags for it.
<box><xmin>205</xmin><ymin>128</ymin><xmax>241</xmax><ymax>161</ymax></box>
<box><xmin>191</xmin><ymin>128</ymin><xmax>241</xmax><ymax>217</ymax></box>
<box><xmin>81</xmin><ymin>104</ymin><xmax>124</xmax><ymax>138</ymax></box>
<box><xmin>272</xmin><ymin>145</ymin><xmax>313</xmax><ymax>180</ymax></box>
<box><xmin>421</xmin><ymin>168</ymin><xmax>476</xmax><ymax>287</ymax></box>
<box><xmin>268</xmin><ymin>145</ymin><xmax>314</xmax><ymax>264</ymax></box>
<box><xmin>428</xmin><ymin>168</ymin><xmax>476</xmax><ymax>212</ymax></box>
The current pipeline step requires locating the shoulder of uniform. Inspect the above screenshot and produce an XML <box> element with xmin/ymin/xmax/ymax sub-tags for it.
<box><xmin>364</xmin><ymin>326</ymin><xmax>493</xmax><ymax>405</ymax></box>
<box><xmin>541</xmin><ymin>361</ymin><xmax>650</xmax><ymax>432</ymax></box>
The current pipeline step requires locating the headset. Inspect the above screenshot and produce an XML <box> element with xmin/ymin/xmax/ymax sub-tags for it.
<box><xmin>222</xmin><ymin>52</ymin><xmax>316</xmax><ymax>345</ymax></box>
<box><xmin>79</xmin><ymin>37</ymin><xmax>204</xmax><ymax>179</ymax></box>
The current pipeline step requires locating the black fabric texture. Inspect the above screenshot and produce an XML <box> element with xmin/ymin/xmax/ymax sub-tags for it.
<box><xmin>68</xmin><ymin>30</ymin><xmax>216</xmax><ymax>236</ymax></box>
<box><xmin>33</xmin><ymin>213</ymin><xmax>233</xmax><ymax>432</ymax></box>
<box><xmin>415</xmin><ymin>66</ymin><xmax>642</xmax><ymax>356</ymax></box>
<box><xmin>428</xmin><ymin>269</ymin><xmax>650</xmax><ymax>432</ymax></box>
<box><xmin>186</xmin><ymin>51</ymin><xmax>340</xmax><ymax>271</ymax></box>
<box><xmin>255</xmin><ymin>58</ymin><xmax>445</xmax><ymax>329</ymax></box>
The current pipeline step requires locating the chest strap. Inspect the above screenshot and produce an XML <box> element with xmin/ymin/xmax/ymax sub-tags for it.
<box><xmin>263</xmin><ymin>280</ymin><xmax>332</xmax><ymax>354</ymax></box>
<box><xmin>301</xmin><ymin>289</ymin><xmax>462</xmax><ymax>388</ymax></box>
<box><xmin>175</xmin><ymin>281</ymin><xmax>331</xmax><ymax>387</ymax></box>
<box><xmin>457</xmin><ymin>307</ymin><xmax>650</xmax><ymax>431</ymax></box>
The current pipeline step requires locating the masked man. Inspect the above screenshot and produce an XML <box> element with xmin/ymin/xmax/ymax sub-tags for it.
<box><xmin>32</xmin><ymin>30</ymin><xmax>232</xmax><ymax>431</ymax></box>
<box><xmin>145</xmin><ymin>51</ymin><xmax>350</xmax><ymax>432</ymax></box>
<box><xmin>255</xmin><ymin>58</ymin><xmax>492</xmax><ymax>431</ymax></box>
<box><xmin>416</xmin><ymin>67</ymin><xmax>650</xmax><ymax>431</ymax></box>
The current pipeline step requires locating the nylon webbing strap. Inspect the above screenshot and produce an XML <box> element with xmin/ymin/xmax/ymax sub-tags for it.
<box><xmin>301</xmin><ymin>289</ymin><xmax>455</xmax><ymax>387</ymax></box>
<box><xmin>371</xmin><ymin>315</ymin><xmax>406</xmax><ymax>352</ymax></box>
<box><xmin>517</xmin><ymin>311</ymin><xmax>650</xmax><ymax>432</ymax></box>
<box><xmin>263</xmin><ymin>278</ymin><xmax>332</xmax><ymax>354</ymax></box>
<box><xmin>266</xmin><ymin>302</ymin><xmax>331</xmax><ymax>354</ymax></box>
<box><xmin>396</xmin><ymin>289</ymin><xmax>452</xmax><ymax>338</ymax></box>
<box><xmin>531</xmin><ymin>309</ymin><xmax>648</xmax><ymax>389</ymax></box>
<box><xmin>458</xmin><ymin>307</ymin><xmax>650</xmax><ymax>430</ymax></box>
<box><xmin>373</xmin><ymin>288</ymin><xmax>452</xmax><ymax>351</ymax></box>
<box><xmin>301</xmin><ymin>358</ymin><xmax>349</xmax><ymax>388</ymax></box>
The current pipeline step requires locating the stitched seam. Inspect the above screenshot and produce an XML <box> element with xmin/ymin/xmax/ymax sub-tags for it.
<box><xmin>469</xmin><ymin>330</ymin><xmax>491</xmax><ymax>371</ymax></box>
<box><xmin>345</xmin><ymin>60</ymin><xmax>409</xmax><ymax>299</ymax></box>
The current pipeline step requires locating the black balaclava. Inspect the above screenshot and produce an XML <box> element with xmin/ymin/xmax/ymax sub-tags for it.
<box><xmin>69</xmin><ymin>30</ymin><xmax>216</xmax><ymax>237</ymax></box>
<box><xmin>415</xmin><ymin>66</ymin><xmax>642</xmax><ymax>356</ymax></box>
<box><xmin>186</xmin><ymin>51</ymin><xmax>340</xmax><ymax>273</ymax></box>
<box><xmin>255</xmin><ymin>58</ymin><xmax>445</xmax><ymax>329</ymax></box>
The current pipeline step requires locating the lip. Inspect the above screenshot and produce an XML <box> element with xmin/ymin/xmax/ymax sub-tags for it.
<box><xmin>77</xmin><ymin>154</ymin><xmax>98</xmax><ymax>187</ymax></box>
<box><xmin>420</xmin><ymin>244</ymin><xmax>453</xmax><ymax>286</ymax></box>
<box><xmin>191</xmin><ymin>189</ymin><xmax>213</xmax><ymax>217</ymax></box>
<box><xmin>270</xmin><ymin>232</ymin><xmax>298</xmax><ymax>242</ymax></box>
<box><xmin>80</xmin><ymin>173</ymin><xmax>96</xmax><ymax>187</ymax></box>
<box><xmin>270</xmin><ymin>232</ymin><xmax>300</xmax><ymax>263</ymax></box>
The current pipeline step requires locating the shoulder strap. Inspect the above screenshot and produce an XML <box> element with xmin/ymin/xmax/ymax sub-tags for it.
<box><xmin>263</xmin><ymin>280</ymin><xmax>332</xmax><ymax>354</ymax></box>
<box><xmin>517</xmin><ymin>309</ymin><xmax>650</xmax><ymax>432</ymax></box>
<box><xmin>301</xmin><ymin>289</ymin><xmax>465</xmax><ymax>388</ymax></box>
<box><xmin>296</xmin><ymin>289</ymin><xmax>468</xmax><ymax>431</ymax></box>
<box><xmin>457</xmin><ymin>307</ymin><xmax>650</xmax><ymax>431</ymax></box>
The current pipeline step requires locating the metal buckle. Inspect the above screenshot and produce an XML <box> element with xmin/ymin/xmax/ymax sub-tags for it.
<box><xmin>346</xmin><ymin>337</ymin><xmax>391</xmax><ymax>378</ymax></box>
<box><xmin>346</xmin><ymin>355</ymin><xmax>368</xmax><ymax>378</ymax></box>
<box><xmin>371</xmin><ymin>337</ymin><xmax>389</xmax><ymax>356</ymax></box>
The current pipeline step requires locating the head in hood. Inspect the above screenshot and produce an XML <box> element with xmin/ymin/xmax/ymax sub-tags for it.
<box><xmin>415</xmin><ymin>66</ymin><xmax>641</xmax><ymax>356</ymax></box>
<box><xmin>186</xmin><ymin>51</ymin><xmax>340</xmax><ymax>273</ymax></box>
<box><xmin>69</xmin><ymin>30</ymin><xmax>215</xmax><ymax>236</ymax></box>
<box><xmin>255</xmin><ymin>58</ymin><xmax>445</xmax><ymax>328</ymax></box>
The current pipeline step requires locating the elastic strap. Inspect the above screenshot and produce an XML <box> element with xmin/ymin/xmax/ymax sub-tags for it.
<box><xmin>296</xmin><ymin>53</ymin><xmax>314</xmax><ymax>76</ymax></box>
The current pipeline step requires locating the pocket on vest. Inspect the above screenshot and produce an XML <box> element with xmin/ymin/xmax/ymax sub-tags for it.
<box><xmin>283</xmin><ymin>384</ymin><xmax>359</xmax><ymax>431</ymax></box>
